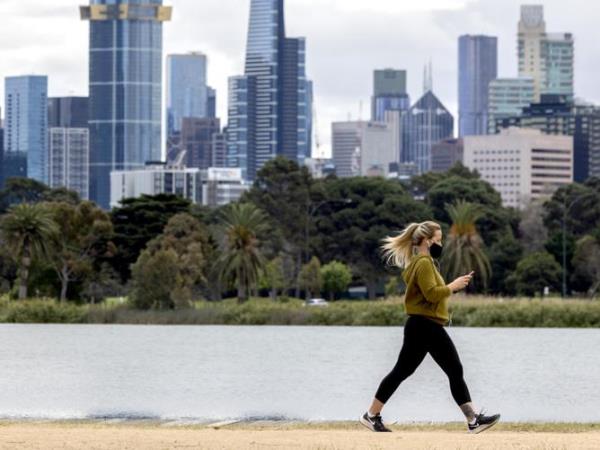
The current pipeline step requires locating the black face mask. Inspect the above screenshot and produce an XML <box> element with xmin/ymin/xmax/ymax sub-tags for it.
<box><xmin>429</xmin><ymin>242</ymin><xmax>443</xmax><ymax>259</ymax></box>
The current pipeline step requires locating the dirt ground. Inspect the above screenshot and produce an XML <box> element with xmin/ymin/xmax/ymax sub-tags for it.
<box><xmin>0</xmin><ymin>422</ymin><xmax>599</xmax><ymax>450</ymax></box>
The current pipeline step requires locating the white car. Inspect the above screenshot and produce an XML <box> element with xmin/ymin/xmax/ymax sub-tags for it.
<box><xmin>304</xmin><ymin>298</ymin><xmax>329</xmax><ymax>307</ymax></box>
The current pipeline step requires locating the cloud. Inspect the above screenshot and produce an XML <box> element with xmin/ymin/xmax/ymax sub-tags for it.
<box><xmin>333</xmin><ymin>0</ymin><xmax>468</xmax><ymax>13</ymax></box>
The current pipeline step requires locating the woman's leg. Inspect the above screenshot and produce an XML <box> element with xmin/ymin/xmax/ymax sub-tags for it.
<box><xmin>427</xmin><ymin>325</ymin><xmax>473</xmax><ymax>419</ymax></box>
<box><xmin>368</xmin><ymin>318</ymin><xmax>428</xmax><ymax>415</ymax></box>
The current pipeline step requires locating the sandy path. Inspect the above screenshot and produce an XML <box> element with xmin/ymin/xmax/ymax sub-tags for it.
<box><xmin>0</xmin><ymin>423</ymin><xmax>599</xmax><ymax>450</ymax></box>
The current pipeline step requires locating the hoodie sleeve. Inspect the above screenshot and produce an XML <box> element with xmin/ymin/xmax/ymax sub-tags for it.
<box><xmin>415</xmin><ymin>259</ymin><xmax>452</xmax><ymax>304</ymax></box>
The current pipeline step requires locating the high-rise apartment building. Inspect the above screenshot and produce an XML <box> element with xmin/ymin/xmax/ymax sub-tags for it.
<box><xmin>48</xmin><ymin>97</ymin><xmax>90</xmax><ymax>200</ymax></box>
<box><xmin>518</xmin><ymin>5</ymin><xmax>574</xmax><ymax>101</ymax></box>
<box><xmin>227</xmin><ymin>0</ymin><xmax>312</xmax><ymax>181</ymax></box>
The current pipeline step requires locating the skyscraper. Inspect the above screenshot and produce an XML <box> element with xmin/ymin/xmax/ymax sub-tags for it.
<box><xmin>48</xmin><ymin>97</ymin><xmax>90</xmax><ymax>200</ymax></box>
<box><xmin>402</xmin><ymin>91</ymin><xmax>454</xmax><ymax>174</ymax></box>
<box><xmin>371</xmin><ymin>69</ymin><xmax>410</xmax><ymax>122</ymax></box>
<box><xmin>80</xmin><ymin>1</ymin><xmax>172</xmax><ymax>209</ymax></box>
<box><xmin>227</xmin><ymin>0</ymin><xmax>312</xmax><ymax>180</ymax></box>
<box><xmin>3</xmin><ymin>76</ymin><xmax>48</xmax><ymax>184</ymax></box>
<box><xmin>518</xmin><ymin>5</ymin><xmax>574</xmax><ymax>101</ymax></box>
<box><xmin>518</xmin><ymin>5</ymin><xmax>545</xmax><ymax>99</ymax></box>
<box><xmin>167</xmin><ymin>53</ymin><xmax>215</xmax><ymax>135</ymax></box>
<box><xmin>458</xmin><ymin>35</ymin><xmax>498</xmax><ymax>137</ymax></box>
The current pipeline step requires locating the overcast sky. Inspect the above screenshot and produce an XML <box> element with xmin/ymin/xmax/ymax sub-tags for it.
<box><xmin>1</xmin><ymin>0</ymin><xmax>599</xmax><ymax>157</ymax></box>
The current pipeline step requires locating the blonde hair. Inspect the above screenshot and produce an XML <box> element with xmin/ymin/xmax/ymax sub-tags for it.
<box><xmin>381</xmin><ymin>221</ymin><xmax>441</xmax><ymax>268</ymax></box>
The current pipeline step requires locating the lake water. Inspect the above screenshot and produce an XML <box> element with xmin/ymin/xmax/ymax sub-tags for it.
<box><xmin>0</xmin><ymin>324</ymin><xmax>598</xmax><ymax>423</ymax></box>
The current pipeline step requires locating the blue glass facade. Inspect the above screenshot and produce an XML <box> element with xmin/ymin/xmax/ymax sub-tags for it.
<box><xmin>3</xmin><ymin>76</ymin><xmax>48</xmax><ymax>184</ymax></box>
<box><xmin>458</xmin><ymin>35</ymin><xmax>498</xmax><ymax>137</ymax></box>
<box><xmin>167</xmin><ymin>53</ymin><xmax>211</xmax><ymax>135</ymax></box>
<box><xmin>228</xmin><ymin>0</ymin><xmax>311</xmax><ymax>180</ymax></box>
<box><xmin>48</xmin><ymin>97</ymin><xmax>89</xmax><ymax>128</ymax></box>
<box><xmin>227</xmin><ymin>76</ymin><xmax>255</xmax><ymax>178</ymax></box>
<box><xmin>305</xmin><ymin>79</ymin><xmax>313</xmax><ymax>159</ymax></box>
<box><xmin>372</xmin><ymin>96</ymin><xmax>410</xmax><ymax>123</ymax></box>
<box><xmin>402</xmin><ymin>91</ymin><xmax>454</xmax><ymax>174</ymax></box>
<box><xmin>81</xmin><ymin>0</ymin><xmax>170</xmax><ymax>209</ymax></box>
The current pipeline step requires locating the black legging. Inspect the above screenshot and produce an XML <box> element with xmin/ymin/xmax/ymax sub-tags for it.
<box><xmin>374</xmin><ymin>315</ymin><xmax>471</xmax><ymax>406</ymax></box>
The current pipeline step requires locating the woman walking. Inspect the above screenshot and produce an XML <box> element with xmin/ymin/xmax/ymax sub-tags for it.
<box><xmin>360</xmin><ymin>221</ymin><xmax>500</xmax><ymax>434</ymax></box>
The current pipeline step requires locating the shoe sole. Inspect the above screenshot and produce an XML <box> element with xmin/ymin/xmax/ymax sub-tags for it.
<box><xmin>469</xmin><ymin>416</ymin><xmax>500</xmax><ymax>434</ymax></box>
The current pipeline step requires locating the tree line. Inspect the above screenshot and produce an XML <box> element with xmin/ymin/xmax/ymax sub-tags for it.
<box><xmin>0</xmin><ymin>158</ymin><xmax>599</xmax><ymax>307</ymax></box>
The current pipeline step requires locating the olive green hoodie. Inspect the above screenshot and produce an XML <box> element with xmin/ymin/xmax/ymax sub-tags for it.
<box><xmin>402</xmin><ymin>254</ymin><xmax>452</xmax><ymax>325</ymax></box>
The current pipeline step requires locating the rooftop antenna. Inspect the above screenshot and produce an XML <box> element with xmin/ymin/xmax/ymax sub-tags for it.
<box><xmin>429</xmin><ymin>59</ymin><xmax>433</xmax><ymax>92</ymax></box>
<box><xmin>423</xmin><ymin>59</ymin><xmax>433</xmax><ymax>93</ymax></box>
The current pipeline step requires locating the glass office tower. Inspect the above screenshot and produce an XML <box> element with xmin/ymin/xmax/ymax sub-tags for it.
<box><xmin>372</xmin><ymin>69</ymin><xmax>410</xmax><ymax>122</ymax></box>
<box><xmin>80</xmin><ymin>0</ymin><xmax>172</xmax><ymax>209</ymax></box>
<box><xmin>3</xmin><ymin>76</ymin><xmax>48</xmax><ymax>184</ymax></box>
<box><xmin>458</xmin><ymin>35</ymin><xmax>497</xmax><ymax>137</ymax></box>
<box><xmin>402</xmin><ymin>91</ymin><xmax>454</xmax><ymax>174</ymax></box>
<box><xmin>167</xmin><ymin>53</ymin><xmax>212</xmax><ymax>135</ymax></box>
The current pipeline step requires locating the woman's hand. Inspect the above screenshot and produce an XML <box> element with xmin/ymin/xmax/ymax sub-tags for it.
<box><xmin>447</xmin><ymin>271</ymin><xmax>475</xmax><ymax>293</ymax></box>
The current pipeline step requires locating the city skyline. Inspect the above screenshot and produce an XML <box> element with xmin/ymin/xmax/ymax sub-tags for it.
<box><xmin>1</xmin><ymin>0</ymin><xmax>600</xmax><ymax>158</ymax></box>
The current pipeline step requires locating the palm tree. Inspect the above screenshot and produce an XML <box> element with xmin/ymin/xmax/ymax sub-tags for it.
<box><xmin>441</xmin><ymin>201</ymin><xmax>492</xmax><ymax>291</ymax></box>
<box><xmin>0</xmin><ymin>203</ymin><xmax>59</xmax><ymax>299</ymax></box>
<box><xmin>217</xmin><ymin>203</ymin><xmax>268</xmax><ymax>303</ymax></box>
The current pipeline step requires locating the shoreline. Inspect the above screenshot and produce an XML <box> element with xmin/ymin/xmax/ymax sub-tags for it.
<box><xmin>0</xmin><ymin>420</ymin><xmax>599</xmax><ymax>450</ymax></box>
<box><xmin>0</xmin><ymin>419</ymin><xmax>599</xmax><ymax>431</ymax></box>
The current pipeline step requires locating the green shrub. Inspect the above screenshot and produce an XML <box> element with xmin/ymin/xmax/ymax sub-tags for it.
<box><xmin>0</xmin><ymin>295</ymin><xmax>599</xmax><ymax>327</ymax></box>
<box><xmin>1</xmin><ymin>299</ymin><xmax>86</xmax><ymax>323</ymax></box>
